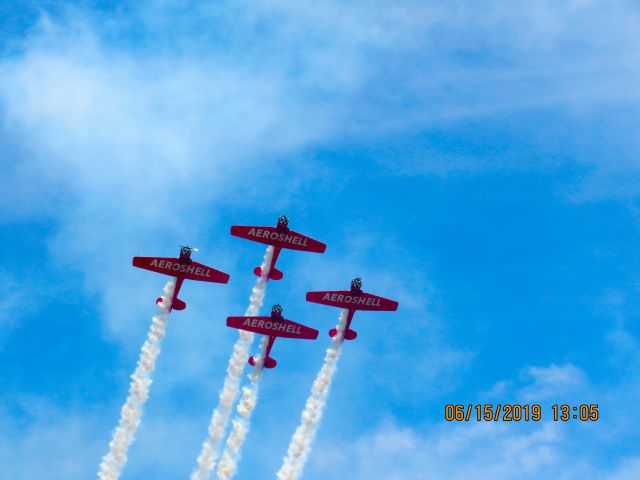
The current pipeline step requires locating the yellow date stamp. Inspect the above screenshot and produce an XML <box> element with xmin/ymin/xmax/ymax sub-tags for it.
<box><xmin>444</xmin><ymin>404</ymin><xmax>599</xmax><ymax>422</ymax></box>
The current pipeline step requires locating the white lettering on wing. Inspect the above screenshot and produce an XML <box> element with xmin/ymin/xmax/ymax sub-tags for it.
<box><xmin>248</xmin><ymin>227</ymin><xmax>256</xmax><ymax>236</ymax></box>
<box><xmin>322</xmin><ymin>293</ymin><xmax>331</xmax><ymax>301</ymax></box>
<box><xmin>150</xmin><ymin>259</ymin><xmax>158</xmax><ymax>267</ymax></box>
<box><xmin>242</xmin><ymin>318</ymin><xmax>252</xmax><ymax>327</ymax></box>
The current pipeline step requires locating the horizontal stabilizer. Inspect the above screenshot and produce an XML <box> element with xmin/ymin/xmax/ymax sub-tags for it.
<box><xmin>248</xmin><ymin>356</ymin><xmax>277</xmax><ymax>369</ymax></box>
<box><xmin>156</xmin><ymin>297</ymin><xmax>186</xmax><ymax>311</ymax></box>
<box><xmin>329</xmin><ymin>328</ymin><xmax>357</xmax><ymax>340</ymax></box>
<box><xmin>254</xmin><ymin>266</ymin><xmax>284</xmax><ymax>280</ymax></box>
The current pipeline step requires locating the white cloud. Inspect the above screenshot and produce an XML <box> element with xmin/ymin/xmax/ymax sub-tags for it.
<box><xmin>4</xmin><ymin>0</ymin><xmax>640</xmax><ymax>224</ymax></box>
<box><xmin>518</xmin><ymin>364</ymin><xmax>589</xmax><ymax>402</ymax></box>
<box><xmin>482</xmin><ymin>363</ymin><xmax>592</xmax><ymax>407</ymax></box>
<box><xmin>308</xmin><ymin>418</ymin><xmax>640</xmax><ymax>480</ymax></box>
<box><xmin>0</xmin><ymin>271</ymin><xmax>46</xmax><ymax>345</ymax></box>
<box><xmin>608</xmin><ymin>458</ymin><xmax>640</xmax><ymax>480</ymax></box>
<box><xmin>0</xmin><ymin>395</ymin><xmax>227</xmax><ymax>480</ymax></box>
<box><xmin>0</xmin><ymin>398</ymin><xmax>105</xmax><ymax>480</ymax></box>
<box><xmin>1</xmin><ymin>0</ymin><xmax>638</xmax><ymax>316</ymax></box>
<box><xmin>304</xmin><ymin>357</ymin><xmax>639</xmax><ymax>480</ymax></box>
<box><xmin>309</xmin><ymin>420</ymin><xmax>562</xmax><ymax>480</ymax></box>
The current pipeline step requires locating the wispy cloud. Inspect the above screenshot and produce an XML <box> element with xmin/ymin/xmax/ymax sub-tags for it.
<box><xmin>313</xmin><ymin>419</ymin><xmax>640</xmax><ymax>480</ymax></box>
<box><xmin>0</xmin><ymin>397</ymin><xmax>105</xmax><ymax>480</ymax></box>
<box><xmin>308</xmin><ymin>358</ymin><xmax>639</xmax><ymax>479</ymax></box>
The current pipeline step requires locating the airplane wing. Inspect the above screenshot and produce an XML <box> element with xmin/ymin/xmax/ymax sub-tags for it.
<box><xmin>227</xmin><ymin>316</ymin><xmax>319</xmax><ymax>340</ymax></box>
<box><xmin>230</xmin><ymin>225</ymin><xmax>326</xmax><ymax>253</ymax></box>
<box><xmin>132</xmin><ymin>257</ymin><xmax>230</xmax><ymax>283</ymax></box>
<box><xmin>306</xmin><ymin>290</ymin><xmax>399</xmax><ymax>311</ymax></box>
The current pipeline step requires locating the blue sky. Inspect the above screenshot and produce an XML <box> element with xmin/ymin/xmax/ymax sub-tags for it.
<box><xmin>2</xmin><ymin>1</ymin><xmax>640</xmax><ymax>478</ymax></box>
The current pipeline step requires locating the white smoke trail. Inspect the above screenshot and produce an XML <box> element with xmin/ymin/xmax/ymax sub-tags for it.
<box><xmin>215</xmin><ymin>335</ymin><xmax>269</xmax><ymax>480</ymax></box>
<box><xmin>191</xmin><ymin>246</ymin><xmax>273</xmax><ymax>480</ymax></box>
<box><xmin>97</xmin><ymin>280</ymin><xmax>175</xmax><ymax>480</ymax></box>
<box><xmin>276</xmin><ymin>309</ymin><xmax>349</xmax><ymax>480</ymax></box>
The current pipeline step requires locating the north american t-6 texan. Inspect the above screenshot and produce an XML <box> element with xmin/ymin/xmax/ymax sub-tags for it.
<box><xmin>132</xmin><ymin>246</ymin><xmax>230</xmax><ymax>311</ymax></box>
<box><xmin>306</xmin><ymin>278</ymin><xmax>399</xmax><ymax>340</ymax></box>
<box><xmin>226</xmin><ymin>304</ymin><xmax>319</xmax><ymax>368</ymax></box>
<box><xmin>230</xmin><ymin>215</ymin><xmax>326</xmax><ymax>280</ymax></box>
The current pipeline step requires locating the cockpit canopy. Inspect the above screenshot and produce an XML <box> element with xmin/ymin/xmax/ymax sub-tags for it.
<box><xmin>179</xmin><ymin>246</ymin><xmax>193</xmax><ymax>264</ymax></box>
<box><xmin>271</xmin><ymin>303</ymin><xmax>284</xmax><ymax>319</ymax></box>
<box><xmin>277</xmin><ymin>214</ymin><xmax>289</xmax><ymax>226</ymax></box>
<box><xmin>276</xmin><ymin>214</ymin><xmax>290</xmax><ymax>233</ymax></box>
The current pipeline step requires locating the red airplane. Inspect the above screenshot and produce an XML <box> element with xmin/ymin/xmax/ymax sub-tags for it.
<box><xmin>230</xmin><ymin>215</ymin><xmax>326</xmax><ymax>280</ymax></box>
<box><xmin>306</xmin><ymin>278</ymin><xmax>398</xmax><ymax>340</ymax></box>
<box><xmin>226</xmin><ymin>304</ymin><xmax>318</xmax><ymax>368</ymax></box>
<box><xmin>132</xmin><ymin>246</ymin><xmax>230</xmax><ymax>311</ymax></box>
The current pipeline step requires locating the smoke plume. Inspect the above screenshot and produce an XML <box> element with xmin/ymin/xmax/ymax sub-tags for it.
<box><xmin>190</xmin><ymin>246</ymin><xmax>273</xmax><ymax>480</ymax></box>
<box><xmin>215</xmin><ymin>335</ymin><xmax>269</xmax><ymax>479</ymax></box>
<box><xmin>276</xmin><ymin>309</ymin><xmax>349</xmax><ymax>480</ymax></box>
<box><xmin>97</xmin><ymin>280</ymin><xmax>175</xmax><ymax>480</ymax></box>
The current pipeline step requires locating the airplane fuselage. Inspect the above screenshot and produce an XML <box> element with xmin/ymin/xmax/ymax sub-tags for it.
<box><xmin>267</xmin><ymin>246</ymin><xmax>282</xmax><ymax>277</ymax></box>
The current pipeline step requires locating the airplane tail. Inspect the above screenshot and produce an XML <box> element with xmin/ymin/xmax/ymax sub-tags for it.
<box><xmin>157</xmin><ymin>296</ymin><xmax>186</xmax><ymax>311</ymax></box>
<box><xmin>249</xmin><ymin>355</ymin><xmax>277</xmax><ymax>369</ymax></box>
<box><xmin>253</xmin><ymin>266</ymin><xmax>284</xmax><ymax>281</ymax></box>
<box><xmin>329</xmin><ymin>328</ymin><xmax>357</xmax><ymax>340</ymax></box>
